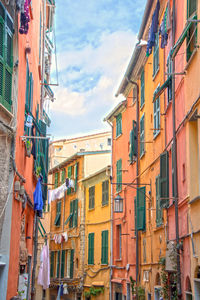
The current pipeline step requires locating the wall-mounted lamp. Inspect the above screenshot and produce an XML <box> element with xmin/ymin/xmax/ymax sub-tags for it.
<box><xmin>114</xmin><ymin>195</ymin><xmax>123</xmax><ymax>213</ymax></box>
<box><xmin>14</xmin><ymin>181</ymin><xmax>25</xmax><ymax>202</ymax></box>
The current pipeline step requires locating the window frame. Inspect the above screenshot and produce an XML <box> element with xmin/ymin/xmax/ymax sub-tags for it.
<box><xmin>89</xmin><ymin>186</ymin><xmax>95</xmax><ymax>209</ymax></box>
<box><xmin>116</xmin><ymin>113</ymin><xmax>122</xmax><ymax>137</ymax></box>
<box><xmin>153</xmin><ymin>94</ymin><xmax>160</xmax><ymax>138</ymax></box>
<box><xmin>140</xmin><ymin>114</ymin><xmax>145</xmax><ymax>157</ymax></box>
<box><xmin>186</xmin><ymin>0</ymin><xmax>197</xmax><ymax>62</ymax></box>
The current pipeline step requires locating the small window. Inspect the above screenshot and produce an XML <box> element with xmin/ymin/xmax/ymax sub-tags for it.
<box><xmin>140</xmin><ymin>114</ymin><xmax>145</xmax><ymax>157</ymax></box>
<box><xmin>107</xmin><ymin>138</ymin><xmax>111</xmax><ymax>146</ymax></box>
<box><xmin>116</xmin><ymin>113</ymin><xmax>122</xmax><ymax>137</ymax></box>
<box><xmin>102</xmin><ymin>180</ymin><xmax>109</xmax><ymax>206</ymax></box>
<box><xmin>89</xmin><ymin>186</ymin><xmax>95</xmax><ymax>209</ymax></box>
<box><xmin>187</xmin><ymin>0</ymin><xmax>197</xmax><ymax>61</ymax></box>
<box><xmin>153</xmin><ymin>32</ymin><xmax>159</xmax><ymax>76</ymax></box>
<box><xmin>153</xmin><ymin>96</ymin><xmax>160</xmax><ymax>137</ymax></box>
<box><xmin>54</xmin><ymin>201</ymin><xmax>61</xmax><ymax>227</ymax></box>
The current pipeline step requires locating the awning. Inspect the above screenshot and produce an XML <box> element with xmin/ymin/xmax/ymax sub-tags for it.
<box><xmin>153</xmin><ymin>76</ymin><xmax>172</xmax><ymax>102</ymax></box>
<box><xmin>111</xmin><ymin>279</ymin><xmax>123</xmax><ymax>284</ymax></box>
<box><xmin>92</xmin><ymin>281</ymin><xmax>104</xmax><ymax>287</ymax></box>
<box><xmin>171</xmin><ymin>15</ymin><xmax>196</xmax><ymax>59</ymax></box>
<box><xmin>64</xmin><ymin>213</ymin><xmax>73</xmax><ymax>225</ymax></box>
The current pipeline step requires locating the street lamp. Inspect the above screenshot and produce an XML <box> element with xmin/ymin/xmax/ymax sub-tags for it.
<box><xmin>114</xmin><ymin>195</ymin><xmax>123</xmax><ymax>213</ymax></box>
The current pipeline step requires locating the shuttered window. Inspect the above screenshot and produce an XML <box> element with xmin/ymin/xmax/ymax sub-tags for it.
<box><xmin>24</xmin><ymin>61</ymin><xmax>34</xmax><ymax>136</ymax></box>
<box><xmin>116</xmin><ymin>113</ymin><xmax>122</xmax><ymax>137</ymax></box>
<box><xmin>54</xmin><ymin>201</ymin><xmax>61</xmax><ymax>227</ymax></box>
<box><xmin>101</xmin><ymin>230</ymin><xmax>108</xmax><ymax>265</ymax></box>
<box><xmin>187</xmin><ymin>0</ymin><xmax>197</xmax><ymax>61</ymax></box>
<box><xmin>54</xmin><ymin>172</ymin><xmax>58</xmax><ymax>188</ymax></box>
<box><xmin>0</xmin><ymin>3</ymin><xmax>13</xmax><ymax>112</ymax></box>
<box><xmin>89</xmin><ymin>186</ymin><xmax>95</xmax><ymax>209</ymax></box>
<box><xmin>56</xmin><ymin>250</ymin><xmax>60</xmax><ymax>278</ymax></box>
<box><xmin>88</xmin><ymin>233</ymin><xmax>94</xmax><ymax>265</ymax></box>
<box><xmin>61</xmin><ymin>168</ymin><xmax>66</xmax><ymax>184</ymax></box>
<box><xmin>156</xmin><ymin>175</ymin><xmax>163</xmax><ymax>227</ymax></box>
<box><xmin>61</xmin><ymin>250</ymin><xmax>66</xmax><ymax>278</ymax></box>
<box><xmin>102</xmin><ymin>180</ymin><xmax>109</xmax><ymax>206</ymax></box>
<box><xmin>70</xmin><ymin>249</ymin><xmax>74</xmax><ymax>279</ymax></box>
<box><xmin>116</xmin><ymin>159</ymin><xmax>122</xmax><ymax>192</ymax></box>
<box><xmin>153</xmin><ymin>96</ymin><xmax>160</xmax><ymax>137</ymax></box>
<box><xmin>140</xmin><ymin>69</ymin><xmax>145</xmax><ymax>107</ymax></box>
<box><xmin>74</xmin><ymin>162</ymin><xmax>78</xmax><ymax>192</ymax></box>
<box><xmin>50</xmin><ymin>251</ymin><xmax>54</xmax><ymax>277</ymax></box>
<box><xmin>129</xmin><ymin>120</ymin><xmax>137</xmax><ymax>163</ymax></box>
<box><xmin>160</xmin><ymin>151</ymin><xmax>169</xmax><ymax>208</ymax></box>
<box><xmin>136</xmin><ymin>187</ymin><xmax>146</xmax><ymax>231</ymax></box>
<box><xmin>69</xmin><ymin>199</ymin><xmax>78</xmax><ymax>228</ymax></box>
<box><xmin>153</xmin><ymin>32</ymin><xmax>159</xmax><ymax>76</ymax></box>
<box><xmin>167</xmin><ymin>54</ymin><xmax>172</xmax><ymax>103</ymax></box>
<box><xmin>140</xmin><ymin>114</ymin><xmax>145</xmax><ymax>157</ymax></box>
<box><xmin>67</xmin><ymin>166</ymin><xmax>72</xmax><ymax>194</ymax></box>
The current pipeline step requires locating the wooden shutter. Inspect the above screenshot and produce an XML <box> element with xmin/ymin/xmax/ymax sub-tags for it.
<box><xmin>133</xmin><ymin>120</ymin><xmax>137</xmax><ymax>156</ymax></box>
<box><xmin>56</xmin><ymin>251</ymin><xmax>60</xmax><ymax>278</ymax></box>
<box><xmin>74</xmin><ymin>199</ymin><xmax>78</xmax><ymax>227</ymax></box>
<box><xmin>156</xmin><ymin>175</ymin><xmax>162</xmax><ymax>226</ymax></box>
<box><xmin>89</xmin><ymin>186</ymin><xmax>95</xmax><ymax>209</ymax></box>
<box><xmin>160</xmin><ymin>151</ymin><xmax>169</xmax><ymax>208</ymax></box>
<box><xmin>50</xmin><ymin>251</ymin><xmax>54</xmax><ymax>277</ymax></box>
<box><xmin>54</xmin><ymin>172</ymin><xmax>58</xmax><ymax>188</ymax></box>
<box><xmin>74</xmin><ymin>162</ymin><xmax>78</xmax><ymax>192</ymax></box>
<box><xmin>153</xmin><ymin>32</ymin><xmax>159</xmax><ymax>76</ymax></box>
<box><xmin>140</xmin><ymin>115</ymin><xmax>145</xmax><ymax>156</ymax></box>
<box><xmin>25</xmin><ymin>61</ymin><xmax>30</xmax><ymax>108</ymax></box>
<box><xmin>116</xmin><ymin>159</ymin><xmax>122</xmax><ymax>192</ymax></box>
<box><xmin>102</xmin><ymin>180</ymin><xmax>109</xmax><ymax>206</ymax></box>
<box><xmin>187</xmin><ymin>0</ymin><xmax>196</xmax><ymax>17</ymax></box>
<box><xmin>69</xmin><ymin>201</ymin><xmax>73</xmax><ymax>228</ymax></box>
<box><xmin>67</xmin><ymin>166</ymin><xmax>72</xmax><ymax>194</ymax></box>
<box><xmin>61</xmin><ymin>250</ymin><xmax>65</xmax><ymax>278</ymax></box>
<box><xmin>70</xmin><ymin>249</ymin><xmax>74</xmax><ymax>279</ymax></box>
<box><xmin>101</xmin><ymin>230</ymin><xmax>108</xmax><ymax>264</ymax></box>
<box><xmin>136</xmin><ymin>187</ymin><xmax>146</xmax><ymax>231</ymax></box>
<box><xmin>116</xmin><ymin>113</ymin><xmax>122</xmax><ymax>137</ymax></box>
<box><xmin>61</xmin><ymin>168</ymin><xmax>66</xmax><ymax>184</ymax></box>
<box><xmin>140</xmin><ymin>69</ymin><xmax>145</xmax><ymax>107</ymax></box>
<box><xmin>129</xmin><ymin>130</ymin><xmax>133</xmax><ymax>163</ymax></box>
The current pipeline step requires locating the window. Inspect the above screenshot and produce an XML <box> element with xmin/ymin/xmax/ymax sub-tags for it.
<box><xmin>88</xmin><ymin>233</ymin><xmax>94</xmax><ymax>265</ymax></box>
<box><xmin>116</xmin><ymin>113</ymin><xmax>122</xmax><ymax>137</ymax></box>
<box><xmin>89</xmin><ymin>186</ymin><xmax>95</xmax><ymax>209</ymax></box>
<box><xmin>101</xmin><ymin>230</ymin><xmax>108</xmax><ymax>264</ymax></box>
<box><xmin>54</xmin><ymin>201</ymin><xmax>61</xmax><ymax>227</ymax></box>
<box><xmin>56</xmin><ymin>250</ymin><xmax>60</xmax><ymax>278</ymax></box>
<box><xmin>116</xmin><ymin>159</ymin><xmax>122</xmax><ymax>192</ymax></box>
<box><xmin>69</xmin><ymin>199</ymin><xmax>78</xmax><ymax>228</ymax></box>
<box><xmin>50</xmin><ymin>251</ymin><xmax>55</xmax><ymax>277</ymax></box>
<box><xmin>160</xmin><ymin>151</ymin><xmax>169</xmax><ymax>208</ymax></box>
<box><xmin>153</xmin><ymin>96</ymin><xmax>160</xmax><ymax>137</ymax></box>
<box><xmin>66</xmin><ymin>250</ymin><xmax>70</xmax><ymax>278</ymax></box>
<box><xmin>116</xmin><ymin>225</ymin><xmax>122</xmax><ymax>259</ymax></box>
<box><xmin>187</xmin><ymin>0</ymin><xmax>197</xmax><ymax>61</ymax></box>
<box><xmin>67</xmin><ymin>165</ymin><xmax>72</xmax><ymax>194</ymax></box>
<box><xmin>74</xmin><ymin>162</ymin><xmax>78</xmax><ymax>192</ymax></box>
<box><xmin>54</xmin><ymin>172</ymin><xmax>59</xmax><ymax>188</ymax></box>
<box><xmin>129</xmin><ymin>120</ymin><xmax>137</xmax><ymax>163</ymax></box>
<box><xmin>140</xmin><ymin>114</ymin><xmax>145</xmax><ymax>157</ymax></box>
<box><xmin>61</xmin><ymin>250</ymin><xmax>66</xmax><ymax>278</ymax></box>
<box><xmin>167</xmin><ymin>54</ymin><xmax>172</xmax><ymax>103</ymax></box>
<box><xmin>0</xmin><ymin>2</ymin><xmax>13</xmax><ymax>112</ymax></box>
<box><xmin>153</xmin><ymin>32</ymin><xmax>159</xmax><ymax>76</ymax></box>
<box><xmin>102</xmin><ymin>180</ymin><xmax>109</xmax><ymax>206</ymax></box>
<box><xmin>136</xmin><ymin>186</ymin><xmax>146</xmax><ymax>231</ymax></box>
<box><xmin>70</xmin><ymin>249</ymin><xmax>74</xmax><ymax>279</ymax></box>
<box><xmin>107</xmin><ymin>138</ymin><xmax>111</xmax><ymax>146</ymax></box>
<box><xmin>140</xmin><ymin>69</ymin><xmax>145</xmax><ymax>107</ymax></box>
<box><xmin>156</xmin><ymin>175</ymin><xmax>163</xmax><ymax>227</ymax></box>
<box><xmin>61</xmin><ymin>168</ymin><xmax>66</xmax><ymax>184</ymax></box>
<box><xmin>24</xmin><ymin>61</ymin><xmax>34</xmax><ymax>136</ymax></box>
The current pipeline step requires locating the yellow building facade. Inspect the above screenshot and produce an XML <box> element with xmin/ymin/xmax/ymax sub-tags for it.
<box><xmin>82</xmin><ymin>166</ymin><xmax>111</xmax><ymax>300</ymax></box>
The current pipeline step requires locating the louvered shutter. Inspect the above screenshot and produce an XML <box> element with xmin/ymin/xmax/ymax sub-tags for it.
<box><xmin>56</xmin><ymin>251</ymin><xmax>60</xmax><ymax>278</ymax></box>
<box><xmin>156</xmin><ymin>175</ymin><xmax>162</xmax><ymax>226</ymax></box>
<box><xmin>69</xmin><ymin>201</ymin><xmax>73</xmax><ymax>228</ymax></box>
<box><xmin>74</xmin><ymin>162</ymin><xmax>78</xmax><ymax>191</ymax></box>
<box><xmin>136</xmin><ymin>187</ymin><xmax>146</xmax><ymax>231</ymax></box>
<box><xmin>61</xmin><ymin>250</ymin><xmax>65</xmax><ymax>278</ymax></box>
<box><xmin>160</xmin><ymin>151</ymin><xmax>169</xmax><ymax>208</ymax></box>
<box><xmin>70</xmin><ymin>249</ymin><xmax>74</xmax><ymax>279</ymax></box>
<box><xmin>61</xmin><ymin>168</ymin><xmax>66</xmax><ymax>184</ymax></box>
<box><xmin>50</xmin><ymin>251</ymin><xmax>54</xmax><ymax>277</ymax></box>
<box><xmin>74</xmin><ymin>199</ymin><xmax>78</xmax><ymax>227</ymax></box>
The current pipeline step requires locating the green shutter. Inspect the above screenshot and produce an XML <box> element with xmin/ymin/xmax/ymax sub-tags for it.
<box><xmin>140</xmin><ymin>115</ymin><xmax>145</xmax><ymax>156</ymax></box>
<box><xmin>54</xmin><ymin>201</ymin><xmax>61</xmax><ymax>226</ymax></box>
<box><xmin>102</xmin><ymin>180</ymin><xmax>109</xmax><ymax>206</ymax></box>
<box><xmin>69</xmin><ymin>201</ymin><xmax>73</xmax><ymax>228</ymax></box>
<box><xmin>74</xmin><ymin>163</ymin><xmax>78</xmax><ymax>192</ymax></box>
<box><xmin>160</xmin><ymin>151</ymin><xmax>169</xmax><ymax>208</ymax></box>
<box><xmin>156</xmin><ymin>175</ymin><xmax>163</xmax><ymax>226</ymax></box>
<box><xmin>101</xmin><ymin>230</ymin><xmax>108</xmax><ymax>264</ymax></box>
<box><xmin>187</xmin><ymin>0</ymin><xmax>196</xmax><ymax>18</ymax></box>
<box><xmin>25</xmin><ymin>61</ymin><xmax>30</xmax><ymax>108</ymax></box>
<box><xmin>61</xmin><ymin>250</ymin><xmax>66</xmax><ymax>278</ymax></box>
<box><xmin>88</xmin><ymin>233</ymin><xmax>94</xmax><ymax>265</ymax></box>
<box><xmin>136</xmin><ymin>187</ymin><xmax>146</xmax><ymax>231</ymax></box>
<box><xmin>89</xmin><ymin>186</ymin><xmax>95</xmax><ymax>209</ymax></box>
<box><xmin>61</xmin><ymin>168</ymin><xmax>66</xmax><ymax>184</ymax></box>
<box><xmin>67</xmin><ymin>166</ymin><xmax>72</xmax><ymax>194</ymax></box>
<box><xmin>54</xmin><ymin>172</ymin><xmax>58</xmax><ymax>188</ymax></box>
<box><xmin>57</xmin><ymin>250</ymin><xmax>60</xmax><ymax>278</ymax></box>
<box><xmin>74</xmin><ymin>199</ymin><xmax>78</xmax><ymax>227</ymax></box>
<box><xmin>70</xmin><ymin>249</ymin><xmax>74</xmax><ymax>279</ymax></box>
<box><xmin>50</xmin><ymin>251</ymin><xmax>54</xmax><ymax>277</ymax></box>
<box><xmin>153</xmin><ymin>32</ymin><xmax>159</xmax><ymax>76</ymax></box>
<box><xmin>116</xmin><ymin>113</ymin><xmax>122</xmax><ymax>137</ymax></box>
<box><xmin>116</xmin><ymin>159</ymin><xmax>122</xmax><ymax>192</ymax></box>
<box><xmin>140</xmin><ymin>69</ymin><xmax>145</xmax><ymax>107</ymax></box>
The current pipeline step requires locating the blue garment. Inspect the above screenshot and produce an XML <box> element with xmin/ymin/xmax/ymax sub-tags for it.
<box><xmin>34</xmin><ymin>178</ymin><xmax>43</xmax><ymax>211</ymax></box>
<box><xmin>146</xmin><ymin>0</ymin><xmax>160</xmax><ymax>56</ymax></box>
<box><xmin>159</xmin><ymin>3</ymin><xmax>170</xmax><ymax>48</ymax></box>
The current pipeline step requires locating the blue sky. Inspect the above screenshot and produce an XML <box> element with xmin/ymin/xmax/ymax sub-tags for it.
<box><xmin>49</xmin><ymin>0</ymin><xmax>147</xmax><ymax>139</ymax></box>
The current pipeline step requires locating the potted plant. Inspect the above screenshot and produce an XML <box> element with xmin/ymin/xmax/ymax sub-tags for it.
<box><xmin>25</xmin><ymin>139</ymin><xmax>31</xmax><ymax>157</ymax></box>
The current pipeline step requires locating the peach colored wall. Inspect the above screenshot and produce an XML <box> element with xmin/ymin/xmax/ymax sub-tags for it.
<box><xmin>7</xmin><ymin>1</ymin><xmax>42</xmax><ymax>298</ymax></box>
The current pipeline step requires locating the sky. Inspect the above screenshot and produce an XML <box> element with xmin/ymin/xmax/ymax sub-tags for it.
<box><xmin>48</xmin><ymin>0</ymin><xmax>147</xmax><ymax>140</ymax></box>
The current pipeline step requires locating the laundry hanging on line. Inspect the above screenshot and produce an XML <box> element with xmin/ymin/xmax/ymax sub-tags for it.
<box><xmin>146</xmin><ymin>0</ymin><xmax>160</xmax><ymax>56</ymax></box>
<box><xmin>53</xmin><ymin>232</ymin><xmax>68</xmax><ymax>244</ymax></box>
<box><xmin>33</xmin><ymin>177</ymin><xmax>43</xmax><ymax>214</ymax></box>
<box><xmin>159</xmin><ymin>1</ymin><xmax>171</xmax><ymax>48</ymax></box>
<box><xmin>37</xmin><ymin>244</ymin><xmax>50</xmax><ymax>290</ymax></box>
<box><xmin>48</xmin><ymin>178</ymin><xmax>75</xmax><ymax>203</ymax></box>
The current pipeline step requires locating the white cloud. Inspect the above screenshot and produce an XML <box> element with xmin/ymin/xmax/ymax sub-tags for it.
<box><xmin>50</xmin><ymin>30</ymin><xmax>137</xmax><ymax>116</ymax></box>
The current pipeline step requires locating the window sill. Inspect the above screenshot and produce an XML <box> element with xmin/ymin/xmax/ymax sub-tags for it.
<box><xmin>153</xmin><ymin>130</ymin><xmax>160</xmax><ymax>140</ymax></box>
<box><xmin>140</xmin><ymin>103</ymin><xmax>145</xmax><ymax>110</ymax></box>
<box><xmin>102</xmin><ymin>203</ymin><xmax>109</xmax><ymax>208</ymax></box>
<box><xmin>115</xmin><ymin>258</ymin><xmax>122</xmax><ymax>262</ymax></box>
<box><xmin>101</xmin><ymin>263</ymin><xmax>108</xmax><ymax>266</ymax></box>
<box><xmin>185</xmin><ymin>48</ymin><xmax>197</xmax><ymax>71</ymax></box>
<box><xmin>0</xmin><ymin>103</ymin><xmax>13</xmax><ymax>120</ymax></box>
<box><xmin>115</xmin><ymin>133</ymin><xmax>122</xmax><ymax>140</ymax></box>
<box><xmin>88</xmin><ymin>208</ymin><xmax>95</xmax><ymax>211</ymax></box>
<box><xmin>152</xmin><ymin>67</ymin><xmax>160</xmax><ymax>81</ymax></box>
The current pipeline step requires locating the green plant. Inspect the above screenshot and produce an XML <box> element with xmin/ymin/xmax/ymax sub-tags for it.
<box><xmin>84</xmin><ymin>287</ymin><xmax>104</xmax><ymax>298</ymax></box>
<box><xmin>138</xmin><ymin>286</ymin><xmax>145</xmax><ymax>299</ymax></box>
<box><xmin>36</xmin><ymin>166</ymin><xmax>42</xmax><ymax>177</ymax></box>
<box><xmin>26</xmin><ymin>139</ymin><xmax>31</xmax><ymax>150</ymax></box>
<box><xmin>159</xmin><ymin>257</ymin><xmax>169</xmax><ymax>299</ymax></box>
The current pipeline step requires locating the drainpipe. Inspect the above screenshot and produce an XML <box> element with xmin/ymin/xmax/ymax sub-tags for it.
<box><xmin>106</xmin><ymin>119</ymin><xmax>113</xmax><ymax>300</ymax></box>
<box><xmin>126</xmin><ymin>78</ymin><xmax>139</xmax><ymax>299</ymax></box>
<box><xmin>172</xmin><ymin>0</ymin><xmax>182</xmax><ymax>297</ymax></box>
